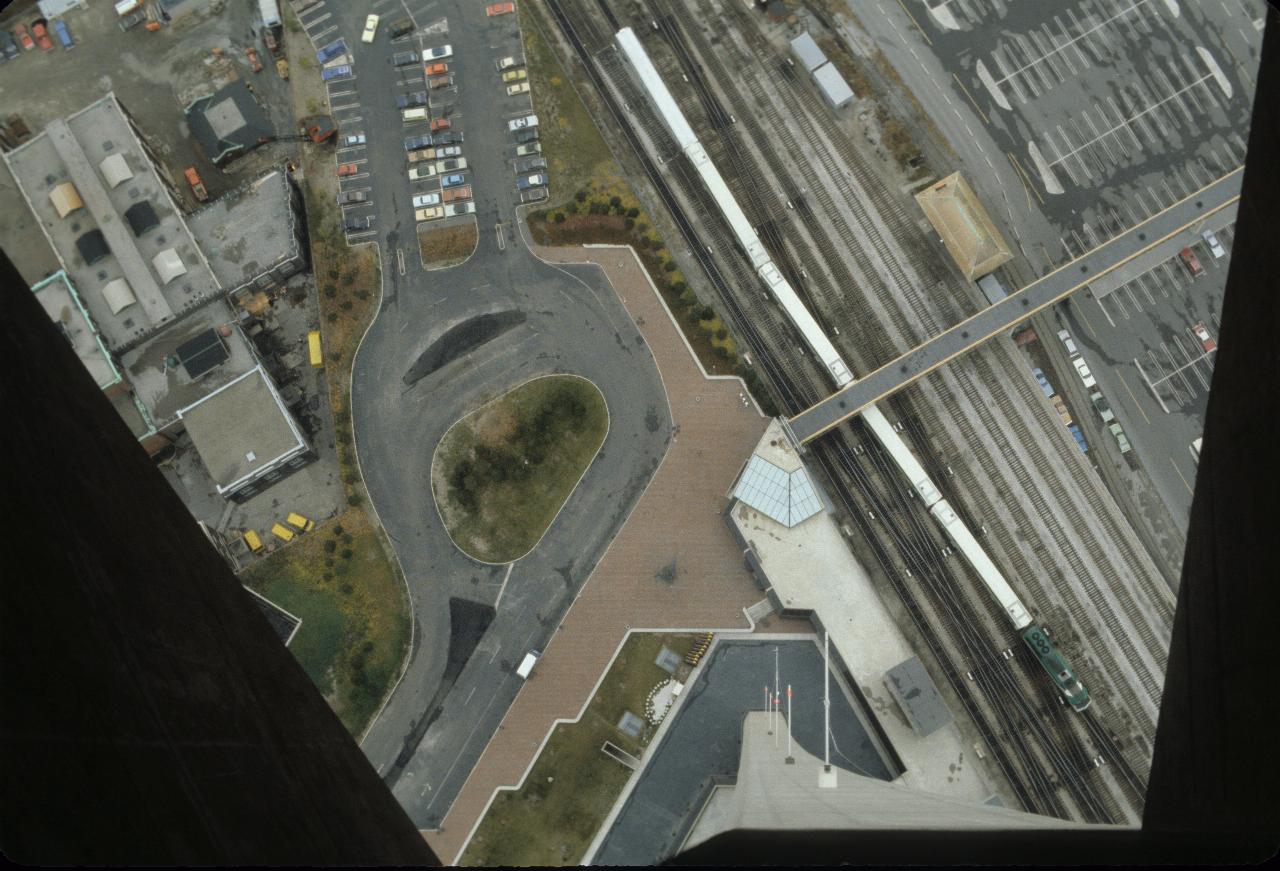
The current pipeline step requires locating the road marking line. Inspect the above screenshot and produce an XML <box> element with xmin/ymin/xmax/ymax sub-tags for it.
<box><xmin>494</xmin><ymin>562</ymin><xmax>515</xmax><ymax>608</ymax></box>
<box><xmin>1117</xmin><ymin>370</ymin><xmax>1152</xmax><ymax>424</ymax></box>
<box><xmin>953</xmin><ymin>74</ymin><xmax>989</xmax><ymax>125</ymax></box>
<box><xmin>893</xmin><ymin>0</ymin><xmax>933</xmax><ymax>46</ymax></box>
<box><xmin>397</xmin><ymin>248</ymin><xmax>406</xmax><ymax>275</ymax></box>
<box><xmin>1169</xmin><ymin>457</ymin><xmax>1194</xmax><ymax>494</ymax></box>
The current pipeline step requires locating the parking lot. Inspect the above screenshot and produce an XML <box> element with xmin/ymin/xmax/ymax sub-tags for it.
<box><xmin>289</xmin><ymin>0</ymin><xmax>547</xmax><ymax>248</ymax></box>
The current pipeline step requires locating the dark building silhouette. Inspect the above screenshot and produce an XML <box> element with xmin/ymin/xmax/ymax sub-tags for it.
<box><xmin>2</xmin><ymin>6</ymin><xmax>1279</xmax><ymax>868</ymax></box>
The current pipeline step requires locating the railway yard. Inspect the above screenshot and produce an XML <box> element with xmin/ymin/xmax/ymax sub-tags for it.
<box><xmin>534</xmin><ymin>0</ymin><xmax>1212</xmax><ymax>827</ymax></box>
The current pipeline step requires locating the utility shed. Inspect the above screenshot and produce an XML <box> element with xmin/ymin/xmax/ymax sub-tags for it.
<box><xmin>812</xmin><ymin>62</ymin><xmax>855</xmax><ymax>110</ymax></box>
<box><xmin>914</xmin><ymin>172</ymin><xmax>1013</xmax><ymax>281</ymax></box>
<box><xmin>50</xmin><ymin>182</ymin><xmax>83</xmax><ymax>218</ymax></box>
<box><xmin>790</xmin><ymin>32</ymin><xmax>827</xmax><ymax>73</ymax></box>
<box><xmin>884</xmin><ymin>656</ymin><xmax>954</xmax><ymax>738</ymax></box>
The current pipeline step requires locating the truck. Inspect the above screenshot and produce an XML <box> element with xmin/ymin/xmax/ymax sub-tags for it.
<box><xmin>442</xmin><ymin>185</ymin><xmax>472</xmax><ymax>204</ymax></box>
<box><xmin>315</xmin><ymin>38</ymin><xmax>347</xmax><ymax>65</ymax></box>
<box><xmin>258</xmin><ymin>0</ymin><xmax>282</xmax><ymax>29</ymax></box>
<box><xmin>516</xmin><ymin>651</ymin><xmax>540</xmax><ymax>679</ymax></box>
<box><xmin>516</xmin><ymin>173</ymin><xmax>545</xmax><ymax>191</ymax></box>
<box><xmin>183</xmin><ymin>167</ymin><xmax>209</xmax><ymax>202</ymax></box>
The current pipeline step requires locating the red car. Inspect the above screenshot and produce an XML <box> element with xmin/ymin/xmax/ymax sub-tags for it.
<box><xmin>31</xmin><ymin>19</ymin><xmax>54</xmax><ymax>52</ymax></box>
<box><xmin>1179</xmin><ymin>247</ymin><xmax>1204</xmax><ymax>278</ymax></box>
<box><xmin>13</xmin><ymin>23</ymin><xmax>35</xmax><ymax>52</ymax></box>
<box><xmin>336</xmin><ymin>163</ymin><xmax>359</xmax><ymax>177</ymax></box>
<box><xmin>430</xmin><ymin>117</ymin><xmax>451</xmax><ymax>131</ymax></box>
<box><xmin>486</xmin><ymin>2</ymin><xmax>515</xmax><ymax>16</ymax></box>
<box><xmin>1192</xmin><ymin>322</ymin><xmax>1217</xmax><ymax>353</ymax></box>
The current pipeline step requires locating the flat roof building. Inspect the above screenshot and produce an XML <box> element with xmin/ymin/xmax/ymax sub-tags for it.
<box><xmin>185</xmin><ymin>81</ymin><xmax>275</xmax><ymax>168</ymax></box>
<box><xmin>4</xmin><ymin>93</ymin><xmax>222</xmax><ymax>352</ymax></box>
<box><xmin>790</xmin><ymin>32</ymin><xmax>828</xmax><ymax>73</ymax></box>
<box><xmin>884</xmin><ymin>656</ymin><xmax>954</xmax><ymax>738</ymax></box>
<box><xmin>812</xmin><ymin>62</ymin><xmax>856</xmax><ymax>110</ymax></box>
<box><xmin>177</xmin><ymin>365</ymin><xmax>315</xmax><ymax>503</ymax></box>
<box><xmin>914</xmin><ymin>172</ymin><xmax>1014</xmax><ymax>281</ymax></box>
<box><xmin>187</xmin><ymin>168</ymin><xmax>308</xmax><ymax>299</ymax></box>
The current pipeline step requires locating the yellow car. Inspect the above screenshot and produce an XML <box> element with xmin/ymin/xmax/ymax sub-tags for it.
<box><xmin>286</xmin><ymin>512</ymin><xmax>315</xmax><ymax>533</ymax></box>
<box><xmin>243</xmin><ymin>529</ymin><xmax>263</xmax><ymax>552</ymax></box>
<box><xmin>501</xmin><ymin>68</ymin><xmax>527</xmax><ymax>83</ymax></box>
<box><xmin>507</xmin><ymin>82</ymin><xmax>530</xmax><ymax>96</ymax></box>
<box><xmin>271</xmin><ymin>523</ymin><xmax>295</xmax><ymax>543</ymax></box>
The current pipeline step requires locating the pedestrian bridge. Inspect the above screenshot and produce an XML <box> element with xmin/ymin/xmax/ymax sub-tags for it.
<box><xmin>785</xmin><ymin>168</ymin><xmax>1243</xmax><ymax>444</ymax></box>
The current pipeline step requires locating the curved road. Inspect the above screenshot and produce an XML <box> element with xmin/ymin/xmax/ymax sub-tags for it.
<box><xmin>298</xmin><ymin>0</ymin><xmax>671</xmax><ymax>828</ymax></box>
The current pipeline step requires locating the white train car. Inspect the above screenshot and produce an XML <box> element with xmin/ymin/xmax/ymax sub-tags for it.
<box><xmin>615</xmin><ymin>26</ymin><xmax>1036</xmax><ymax>634</ymax></box>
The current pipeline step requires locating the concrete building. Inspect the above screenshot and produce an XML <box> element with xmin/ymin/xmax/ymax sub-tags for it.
<box><xmin>184</xmin><ymin>80</ymin><xmax>275</xmax><ymax>168</ymax></box>
<box><xmin>187</xmin><ymin>168</ymin><xmax>308</xmax><ymax>301</ymax></box>
<box><xmin>726</xmin><ymin>419</ymin><xmax>999</xmax><ymax>805</ymax></box>
<box><xmin>176</xmin><ymin>365</ymin><xmax>315</xmax><ymax>503</ymax></box>
<box><xmin>812</xmin><ymin>62</ymin><xmax>856</xmax><ymax>110</ymax></box>
<box><xmin>3</xmin><ymin>93</ymin><xmax>222</xmax><ymax>353</ymax></box>
<box><xmin>790</xmin><ymin>32</ymin><xmax>827</xmax><ymax>73</ymax></box>
<box><xmin>914</xmin><ymin>172</ymin><xmax>1014</xmax><ymax>281</ymax></box>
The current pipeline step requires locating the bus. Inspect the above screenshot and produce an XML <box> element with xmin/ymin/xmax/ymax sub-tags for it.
<box><xmin>307</xmin><ymin>331</ymin><xmax>323</xmax><ymax>368</ymax></box>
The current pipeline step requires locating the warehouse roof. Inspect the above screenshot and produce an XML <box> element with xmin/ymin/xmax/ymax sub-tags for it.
<box><xmin>177</xmin><ymin>366</ymin><xmax>307</xmax><ymax>494</ymax></box>
<box><xmin>185</xmin><ymin>81</ymin><xmax>274</xmax><ymax>167</ymax></box>
<box><xmin>187</xmin><ymin>169</ymin><xmax>302</xmax><ymax>292</ymax></box>
<box><xmin>790</xmin><ymin>32</ymin><xmax>827</xmax><ymax>73</ymax></box>
<box><xmin>884</xmin><ymin>655</ymin><xmax>955</xmax><ymax>738</ymax></box>
<box><xmin>914</xmin><ymin>172</ymin><xmax>1013</xmax><ymax>281</ymax></box>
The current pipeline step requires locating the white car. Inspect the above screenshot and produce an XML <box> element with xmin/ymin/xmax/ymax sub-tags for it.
<box><xmin>422</xmin><ymin>45</ymin><xmax>453</xmax><ymax>61</ymax></box>
<box><xmin>434</xmin><ymin>145</ymin><xmax>462</xmax><ymax>158</ymax></box>
<box><xmin>341</xmin><ymin>133</ymin><xmax>366</xmax><ymax>147</ymax></box>
<box><xmin>496</xmin><ymin>55</ymin><xmax>522</xmax><ymax>71</ymax></box>
<box><xmin>514</xmin><ymin>141</ymin><xmax>541</xmax><ymax>157</ymax></box>
<box><xmin>507</xmin><ymin>82</ymin><xmax>530</xmax><ymax>96</ymax></box>
<box><xmin>408</xmin><ymin>166</ymin><xmax>437</xmax><ymax>181</ymax></box>
<box><xmin>1073</xmin><ymin>357</ymin><xmax>1097</xmax><ymax>388</ymax></box>
<box><xmin>362</xmin><ymin>14</ymin><xmax>379</xmax><ymax>43</ymax></box>
<box><xmin>412</xmin><ymin>192</ymin><xmax>441</xmax><ymax>208</ymax></box>
<box><xmin>445</xmin><ymin>201</ymin><xmax>476</xmax><ymax>216</ymax></box>
<box><xmin>1201</xmin><ymin>229</ymin><xmax>1226</xmax><ymax>259</ymax></box>
<box><xmin>1057</xmin><ymin>329</ymin><xmax>1078</xmax><ymax>357</ymax></box>
<box><xmin>508</xmin><ymin>114</ymin><xmax>538</xmax><ymax>132</ymax></box>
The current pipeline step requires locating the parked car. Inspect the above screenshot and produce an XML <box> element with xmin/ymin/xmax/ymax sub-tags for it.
<box><xmin>1109</xmin><ymin>422</ymin><xmax>1132</xmax><ymax>454</ymax></box>
<box><xmin>422</xmin><ymin>45</ymin><xmax>452</xmax><ymax>61</ymax></box>
<box><xmin>315</xmin><ymin>38</ymin><xmax>348</xmax><ymax>64</ymax></box>
<box><xmin>517</xmin><ymin>173</ymin><xmax>546</xmax><ymax>190</ymax></box>
<box><xmin>444</xmin><ymin>201</ymin><xmax>476</xmax><ymax>217</ymax></box>
<box><xmin>408</xmin><ymin>165</ymin><xmax>436</xmax><ymax>181</ymax></box>
<box><xmin>13</xmin><ymin>23</ymin><xmax>35</xmax><ymax>52</ymax></box>
<box><xmin>1192</xmin><ymin>322</ymin><xmax>1217</xmax><ymax>353</ymax></box>
<box><xmin>1056</xmin><ymin>328</ymin><xmax>1079</xmax><ymax>357</ymax></box>
<box><xmin>405</xmin><ymin>134</ymin><xmax>433</xmax><ymax>151</ymax></box>
<box><xmin>441</xmin><ymin>173</ymin><xmax>466</xmax><ymax>188</ymax></box>
<box><xmin>341</xmin><ymin>132</ymin><xmax>366</xmax><ymax>147</ymax></box>
<box><xmin>412</xmin><ymin>192</ymin><xmax>441</xmax><ymax>208</ymax></box>
<box><xmin>497</xmin><ymin>55</ymin><xmax>522</xmax><ymax>71</ymax></box>
<box><xmin>407</xmin><ymin>148</ymin><xmax>436</xmax><ymax>164</ymax></box>
<box><xmin>507</xmin><ymin>82</ymin><xmax>530</xmax><ymax>96</ymax></box>
<box><xmin>1</xmin><ymin>31</ymin><xmax>18</xmax><ymax>59</ymax></box>
<box><xmin>1032</xmin><ymin>368</ymin><xmax>1054</xmax><ymax>399</ymax></box>
<box><xmin>321</xmin><ymin>64</ymin><xmax>353</xmax><ymax>82</ymax></box>
<box><xmin>1089</xmin><ymin>391</ymin><xmax>1116</xmax><ymax>424</ymax></box>
<box><xmin>424</xmin><ymin>62</ymin><xmax>448</xmax><ymax>76</ymax></box>
<box><xmin>515</xmin><ymin>141</ymin><xmax>541</xmax><ymax>156</ymax></box>
<box><xmin>52</xmin><ymin>18</ymin><xmax>72</xmax><ymax>50</ymax></box>
<box><xmin>433</xmin><ymin>130</ymin><xmax>463</xmax><ymax>145</ymax></box>
<box><xmin>513</xmin><ymin>127</ymin><xmax>539</xmax><ymax>144</ymax></box>
<box><xmin>501</xmin><ymin>68</ymin><xmax>527</xmax><ymax>83</ymax></box>
<box><xmin>1179</xmin><ymin>247</ymin><xmax>1204</xmax><ymax>278</ymax></box>
<box><xmin>337</xmin><ymin>190</ymin><xmax>368</xmax><ymax>205</ymax></box>
<box><xmin>415</xmin><ymin>206</ymin><xmax>444</xmax><ymax>222</ymax></box>
<box><xmin>516</xmin><ymin>156</ymin><xmax>547</xmax><ymax>173</ymax></box>
<box><xmin>434</xmin><ymin>145</ymin><xmax>462</xmax><ymax>159</ymax></box>
<box><xmin>362</xmin><ymin>14</ymin><xmax>380</xmax><ymax>43</ymax></box>
<box><xmin>344</xmin><ymin>215</ymin><xmax>372</xmax><ymax>233</ymax></box>
<box><xmin>430</xmin><ymin>117</ymin><xmax>451</xmax><ymax>132</ymax></box>
<box><xmin>31</xmin><ymin>19</ymin><xmax>54</xmax><ymax>51</ymax></box>
<box><xmin>427</xmin><ymin>74</ymin><xmax>452</xmax><ymax>89</ymax></box>
<box><xmin>508</xmin><ymin>114</ymin><xmax>538</xmax><ymax>131</ymax></box>
<box><xmin>1201</xmin><ymin>229</ymin><xmax>1226</xmax><ymax>259</ymax></box>
<box><xmin>436</xmin><ymin>157</ymin><xmax>466</xmax><ymax>172</ymax></box>
<box><xmin>393</xmin><ymin>50</ymin><xmax>418</xmax><ymax>68</ymax></box>
<box><xmin>1072</xmin><ymin>357</ymin><xmax>1097</xmax><ymax>388</ymax></box>
<box><xmin>388</xmin><ymin>17</ymin><xmax>414</xmax><ymax>39</ymax></box>
<box><xmin>396</xmin><ymin>91</ymin><xmax>429</xmax><ymax>108</ymax></box>
<box><xmin>487</xmin><ymin>3</ymin><xmax>515</xmax><ymax>16</ymax></box>
<box><xmin>337</xmin><ymin>163</ymin><xmax>359</xmax><ymax>177</ymax></box>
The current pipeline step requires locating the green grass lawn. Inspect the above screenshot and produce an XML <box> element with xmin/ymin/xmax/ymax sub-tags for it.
<box><xmin>241</xmin><ymin>508</ymin><xmax>410</xmax><ymax>736</ymax></box>
<box><xmin>432</xmin><ymin>375</ymin><xmax>608</xmax><ymax>564</ymax></box>
<box><xmin>460</xmin><ymin>633</ymin><xmax>696</xmax><ymax>867</ymax></box>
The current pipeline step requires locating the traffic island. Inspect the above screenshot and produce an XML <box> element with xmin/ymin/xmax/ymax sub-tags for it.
<box><xmin>431</xmin><ymin>375</ymin><xmax>609</xmax><ymax>564</ymax></box>
<box><xmin>418</xmin><ymin>220</ymin><xmax>478</xmax><ymax>270</ymax></box>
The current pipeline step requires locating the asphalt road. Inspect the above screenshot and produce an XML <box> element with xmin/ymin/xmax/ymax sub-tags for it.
<box><xmin>292</xmin><ymin>0</ymin><xmax>670</xmax><ymax>828</ymax></box>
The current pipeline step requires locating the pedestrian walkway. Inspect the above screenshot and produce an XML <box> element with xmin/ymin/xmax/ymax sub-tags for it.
<box><xmin>422</xmin><ymin>245</ymin><xmax>787</xmax><ymax>862</ymax></box>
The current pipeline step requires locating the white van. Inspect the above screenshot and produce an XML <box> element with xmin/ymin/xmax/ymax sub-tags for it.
<box><xmin>402</xmin><ymin>107</ymin><xmax>428</xmax><ymax>123</ymax></box>
<box><xmin>516</xmin><ymin>650</ymin><xmax>540</xmax><ymax>679</ymax></box>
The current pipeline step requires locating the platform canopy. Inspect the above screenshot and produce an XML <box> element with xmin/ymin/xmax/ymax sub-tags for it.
<box><xmin>99</xmin><ymin>152</ymin><xmax>134</xmax><ymax>189</ymax></box>
<box><xmin>732</xmin><ymin>454</ymin><xmax>823</xmax><ymax>528</ymax></box>
<box><xmin>102</xmin><ymin>278</ymin><xmax>137</xmax><ymax>315</ymax></box>
<box><xmin>914</xmin><ymin>172</ymin><xmax>1013</xmax><ymax>281</ymax></box>
<box><xmin>49</xmin><ymin>182</ymin><xmax>84</xmax><ymax>218</ymax></box>
<box><xmin>152</xmin><ymin>248</ymin><xmax>187</xmax><ymax>285</ymax></box>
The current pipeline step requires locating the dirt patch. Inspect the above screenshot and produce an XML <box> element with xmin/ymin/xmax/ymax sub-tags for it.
<box><xmin>419</xmin><ymin>221</ymin><xmax>479</xmax><ymax>269</ymax></box>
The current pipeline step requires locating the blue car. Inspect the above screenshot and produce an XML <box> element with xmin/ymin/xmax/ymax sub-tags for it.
<box><xmin>52</xmin><ymin>17</ymin><xmax>73</xmax><ymax>50</ymax></box>
<box><xmin>440</xmin><ymin>173</ymin><xmax>466</xmax><ymax>188</ymax></box>
<box><xmin>404</xmin><ymin>134</ymin><xmax>433</xmax><ymax>151</ymax></box>
<box><xmin>315</xmin><ymin>38</ymin><xmax>347</xmax><ymax>64</ymax></box>
<box><xmin>321</xmin><ymin>64</ymin><xmax>352</xmax><ymax>82</ymax></box>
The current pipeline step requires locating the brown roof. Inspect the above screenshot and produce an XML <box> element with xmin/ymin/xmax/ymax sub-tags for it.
<box><xmin>914</xmin><ymin>172</ymin><xmax>1013</xmax><ymax>281</ymax></box>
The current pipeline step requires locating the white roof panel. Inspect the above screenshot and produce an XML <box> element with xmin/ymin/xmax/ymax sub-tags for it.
<box><xmin>152</xmin><ymin>248</ymin><xmax>187</xmax><ymax>285</ymax></box>
<box><xmin>102</xmin><ymin>278</ymin><xmax>137</xmax><ymax>315</ymax></box>
<box><xmin>733</xmin><ymin>455</ymin><xmax>823</xmax><ymax>528</ymax></box>
<box><xmin>99</xmin><ymin>152</ymin><xmax>134</xmax><ymax>189</ymax></box>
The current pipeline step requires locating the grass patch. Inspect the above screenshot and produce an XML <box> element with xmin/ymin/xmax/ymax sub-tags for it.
<box><xmin>418</xmin><ymin>220</ymin><xmax>478</xmax><ymax>269</ymax></box>
<box><xmin>433</xmin><ymin>376</ymin><xmax>607</xmax><ymax>563</ymax></box>
<box><xmin>241</xmin><ymin>510</ymin><xmax>410</xmax><ymax>735</ymax></box>
<box><xmin>460</xmin><ymin>632</ymin><xmax>696</xmax><ymax>867</ymax></box>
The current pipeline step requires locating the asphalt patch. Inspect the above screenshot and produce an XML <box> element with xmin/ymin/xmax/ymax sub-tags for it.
<box><xmin>402</xmin><ymin>311</ymin><xmax>526</xmax><ymax>387</ymax></box>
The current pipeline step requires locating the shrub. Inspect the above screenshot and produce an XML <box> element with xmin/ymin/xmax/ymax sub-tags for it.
<box><xmin>323</xmin><ymin>284</ymin><xmax>337</xmax><ymax>298</ymax></box>
<box><xmin>575</xmin><ymin>189</ymin><xmax>588</xmax><ymax>203</ymax></box>
<box><xmin>626</xmin><ymin>207</ymin><xmax>640</xmax><ymax>218</ymax></box>
<box><xmin>699</xmin><ymin>305</ymin><xmax>716</xmax><ymax>321</ymax></box>
<box><xmin>326</xmin><ymin>312</ymin><xmax>339</xmax><ymax>323</ymax></box>
<box><xmin>663</xmin><ymin>261</ymin><xmax>677</xmax><ymax>272</ymax></box>
<box><xmin>340</xmin><ymin>300</ymin><xmax>353</xmax><ymax>311</ymax></box>
<box><xmin>713</xmin><ymin>345</ymin><xmax>731</xmax><ymax>359</ymax></box>
<box><xmin>624</xmin><ymin>218</ymin><xmax>635</xmax><ymax>230</ymax></box>
<box><xmin>716</xmin><ymin>327</ymin><xmax>729</xmax><ymax>340</ymax></box>
<box><xmin>671</xmin><ymin>281</ymin><xmax>688</xmax><ymax>294</ymax></box>
<box><xmin>332</xmin><ymin>524</ymin><xmax>344</xmax><ymax>536</ymax></box>
<box><xmin>636</xmin><ymin>222</ymin><xmax>649</xmax><ymax>235</ymax></box>
<box><xmin>323</xmin><ymin>540</ymin><xmax>337</xmax><ymax>554</ymax></box>
<box><xmin>554</xmin><ymin>212</ymin><xmax>566</xmax><ymax>224</ymax></box>
<box><xmin>347</xmin><ymin>493</ymin><xmax>363</xmax><ymax>506</ymax></box>
<box><xmin>341</xmin><ymin>548</ymin><xmax>354</xmax><ymax>560</ymax></box>
<box><xmin>609</xmin><ymin>195</ymin><xmax>622</xmax><ymax>208</ymax></box>
<box><xmin>328</xmin><ymin>268</ymin><xmax>339</xmax><ymax>280</ymax></box>
<box><xmin>340</xmin><ymin>583</ymin><xmax>354</xmax><ymax>595</ymax></box>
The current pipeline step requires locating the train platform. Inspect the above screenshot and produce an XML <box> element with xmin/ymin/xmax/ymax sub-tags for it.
<box><xmin>726</xmin><ymin>420</ymin><xmax>1003</xmax><ymax>807</ymax></box>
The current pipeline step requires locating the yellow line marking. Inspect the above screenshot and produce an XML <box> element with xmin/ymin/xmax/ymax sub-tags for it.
<box><xmin>1116</xmin><ymin>371</ymin><xmax>1151</xmax><ymax>424</ymax></box>
<box><xmin>791</xmin><ymin>169</ymin><xmax>1243</xmax><ymax>442</ymax></box>
<box><xmin>1074</xmin><ymin>300</ymin><xmax>1096</xmax><ymax>338</ymax></box>
<box><xmin>1169</xmin><ymin>457</ymin><xmax>1194</xmax><ymax>495</ymax></box>
<box><xmin>953</xmin><ymin>73</ymin><xmax>989</xmax><ymax>125</ymax></box>
<box><xmin>1007</xmin><ymin>151</ymin><xmax>1045</xmax><ymax>206</ymax></box>
<box><xmin>894</xmin><ymin>0</ymin><xmax>933</xmax><ymax>47</ymax></box>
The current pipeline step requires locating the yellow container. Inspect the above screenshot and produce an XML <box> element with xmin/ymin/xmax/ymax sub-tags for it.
<box><xmin>271</xmin><ymin>523</ymin><xmax>295</xmax><ymax>543</ymax></box>
<box><xmin>243</xmin><ymin>529</ymin><xmax>263</xmax><ymax>552</ymax></box>
<box><xmin>308</xmin><ymin>331</ymin><xmax>323</xmax><ymax>368</ymax></box>
<box><xmin>286</xmin><ymin>512</ymin><xmax>315</xmax><ymax>532</ymax></box>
